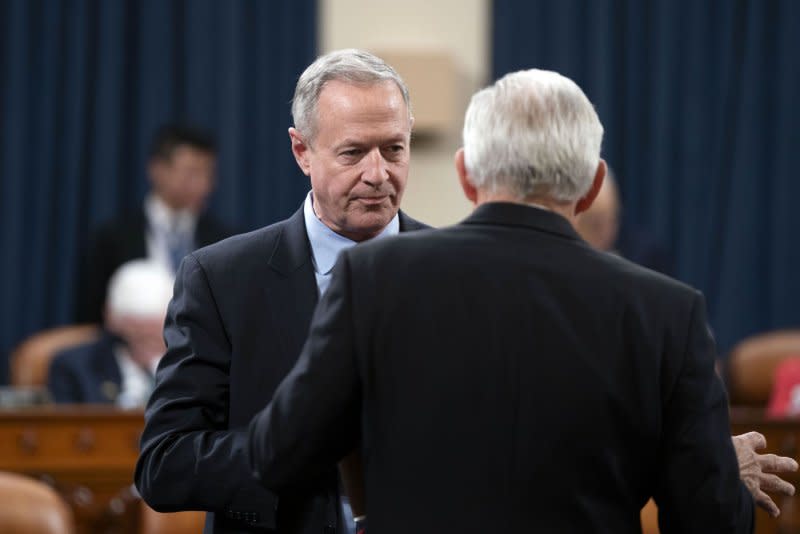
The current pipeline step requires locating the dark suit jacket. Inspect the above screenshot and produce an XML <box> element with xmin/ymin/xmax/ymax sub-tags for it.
<box><xmin>78</xmin><ymin>207</ymin><xmax>233</xmax><ymax>323</ymax></box>
<box><xmin>248</xmin><ymin>202</ymin><xmax>753</xmax><ymax>534</ymax></box>
<box><xmin>48</xmin><ymin>333</ymin><xmax>123</xmax><ymax>404</ymax></box>
<box><xmin>135</xmin><ymin>206</ymin><xmax>426</xmax><ymax>533</ymax></box>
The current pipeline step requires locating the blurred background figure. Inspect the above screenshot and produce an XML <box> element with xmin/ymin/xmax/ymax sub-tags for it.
<box><xmin>77</xmin><ymin>124</ymin><xmax>233</xmax><ymax>324</ymax></box>
<box><xmin>49</xmin><ymin>260</ymin><xmax>173</xmax><ymax>407</ymax></box>
<box><xmin>575</xmin><ymin>168</ymin><xmax>672</xmax><ymax>276</ymax></box>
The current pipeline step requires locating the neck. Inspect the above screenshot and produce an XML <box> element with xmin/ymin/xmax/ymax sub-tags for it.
<box><xmin>475</xmin><ymin>191</ymin><xmax>577</xmax><ymax>223</ymax></box>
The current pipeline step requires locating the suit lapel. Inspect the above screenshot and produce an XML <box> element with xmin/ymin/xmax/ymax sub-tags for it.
<box><xmin>253</xmin><ymin>208</ymin><xmax>425</xmax><ymax>399</ymax></box>
<box><xmin>398</xmin><ymin>210</ymin><xmax>429</xmax><ymax>232</ymax></box>
<box><xmin>90</xmin><ymin>334</ymin><xmax>123</xmax><ymax>403</ymax></box>
<box><xmin>265</xmin><ymin>208</ymin><xmax>319</xmax><ymax>374</ymax></box>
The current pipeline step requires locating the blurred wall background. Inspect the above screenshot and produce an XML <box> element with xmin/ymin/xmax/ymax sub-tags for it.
<box><xmin>0</xmin><ymin>0</ymin><xmax>798</xmax><ymax>382</ymax></box>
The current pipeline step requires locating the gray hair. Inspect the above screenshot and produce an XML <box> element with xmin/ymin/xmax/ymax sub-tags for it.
<box><xmin>292</xmin><ymin>49</ymin><xmax>411</xmax><ymax>143</ymax></box>
<box><xmin>462</xmin><ymin>69</ymin><xmax>604</xmax><ymax>202</ymax></box>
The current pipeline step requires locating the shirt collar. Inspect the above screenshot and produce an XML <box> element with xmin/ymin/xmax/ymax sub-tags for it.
<box><xmin>144</xmin><ymin>193</ymin><xmax>197</xmax><ymax>235</ymax></box>
<box><xmin>303</xmin><ymin>191</ymin><xmax>399</xmax><ymax>275</ymax></box>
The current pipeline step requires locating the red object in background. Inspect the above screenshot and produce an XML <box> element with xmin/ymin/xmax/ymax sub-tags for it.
<box><xmin>767</xmin><ymin>357</ymin><xmax>800</xmax><ymax>418</ymax></box>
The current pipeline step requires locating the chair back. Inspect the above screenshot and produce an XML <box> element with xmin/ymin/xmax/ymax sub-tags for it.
<box><xmin>0</xmin><ymin>471</ymin><xmax>74</xmax><ymax>534</ymax></box>
<box><xmin>728</xmin><ymin>330</ymin><xmax>800</xmax><ymax>405</ymax></box>
<box><xmin>10</xmin><ymin>325</ymin><xmax>100</xmax><ymax>387</ymax></box>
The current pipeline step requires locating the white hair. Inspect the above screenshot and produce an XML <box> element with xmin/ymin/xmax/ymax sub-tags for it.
<box><xmin>292</xmin><ymin>48</ymin><xmax>411</xmax><ymax>143</ymax></box>
<box><xmin>106</xmin><ymin>260</ymin><xmax>174</xmax><ymax>319</ymax></box>
<box><xmin>462</xmin><ymin>69</ymin><xmax>604</xmax><ymax>202</ymax></box>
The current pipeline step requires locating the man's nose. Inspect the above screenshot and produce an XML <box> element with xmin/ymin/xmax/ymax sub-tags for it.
<box><xmin>361</xmin><ymin>148</ymin><xmax>389</xmax><ymax>187</ymax></box>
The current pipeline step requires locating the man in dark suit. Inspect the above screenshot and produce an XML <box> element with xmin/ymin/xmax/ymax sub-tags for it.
<box><xmin>78</xmin><ymin>124</ymin><xmax>232</xmax><ymax>324</ymax></box>
<box><xmin>135</xmin><ymin>50</ymin><xmax>424</xmax><ymax>533</ymax></box>
<box><xmin>50</xmin><ymin>259</ymin><xmax>174</xmax><ymax>405</ymax></box>
<box><xmin>247</xmin><ymin>69</ymin><xmax>758</xmax><ymax>533</ymax></box>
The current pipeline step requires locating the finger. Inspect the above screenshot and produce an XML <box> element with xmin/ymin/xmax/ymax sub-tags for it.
<box><xmin>758</xmin><ymin>473</ymin><xmax>796</xmax><ymax>496</ymax></box>
<box><xmin>738</xmin><ymin>431</ymin><xmax>767</xmax><ymax>450</ymax></box>
<box><xmin>754</xmin><ymin>489</ymin><xmax>781</xmax><ymax>518</ymax></box>
<box><xmin>758</xmin><ymin>453</ymin><xmax>800</xmax><ymax>473</ymax></box>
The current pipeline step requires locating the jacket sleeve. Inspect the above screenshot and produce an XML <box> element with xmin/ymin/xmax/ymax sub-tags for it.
<box><xmin>134</xmin><ymin>253</ymin><xmax>277</xmax><ymax>526</ymax></box>
<box><xmin>654</xmin><ymin>292</ymin><xmax>753</xmax><ymax>534</ymax></box>
<box><xmin>248</xmin><ymin>250</ymin><xmax>361</xmax><ymax>491</ymax></box>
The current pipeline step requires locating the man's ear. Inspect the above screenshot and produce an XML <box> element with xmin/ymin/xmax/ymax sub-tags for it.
<box><xmin>288</xmin><ymin>127</ymin><xmax>311</xmax><ymax>176</ymax></box>
<box><xmin>455</xmin><ymin>148</ymin><xmax>478</xmax><ymax>205</ymax></box>
<box><xmin>575</xmin><ymin>159</ymin><xmax>607</xmax><ymax>215</ymax></box>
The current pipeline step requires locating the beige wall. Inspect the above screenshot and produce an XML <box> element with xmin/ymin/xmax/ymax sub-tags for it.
<box><xmin>319</xmin><ymin>0</ymin><xmax>490</xmax><ymax>227</ymax></box>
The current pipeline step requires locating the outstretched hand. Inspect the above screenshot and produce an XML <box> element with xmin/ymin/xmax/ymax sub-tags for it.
<box><xmin>733</xmin><ymin>431</ymin><xmax>798</xmax><ymax>518</ymax></box>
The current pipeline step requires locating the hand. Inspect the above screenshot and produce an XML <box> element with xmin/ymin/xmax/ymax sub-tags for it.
<box><xmin>733</xmin><ymin>431</ymin><xmax>798</xmax><ymax>517</ymax></box>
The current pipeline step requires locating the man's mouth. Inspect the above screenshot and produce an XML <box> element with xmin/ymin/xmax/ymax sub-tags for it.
<box><xmin>355</xmin><ymin>195</ymin><xmax>389</xmax><ymax>206</ymax></box>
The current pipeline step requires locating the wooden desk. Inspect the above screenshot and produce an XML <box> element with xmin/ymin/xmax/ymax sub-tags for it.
<box><xmin>0</xmin><ymin>406</ymin><xmax>144</xmax><ymax>534</ymax></box>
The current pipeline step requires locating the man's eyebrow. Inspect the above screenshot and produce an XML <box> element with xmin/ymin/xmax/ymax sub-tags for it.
<box><xmin>333</xmin><ymin>135</ymin><xmax>407</xmax><ymax>151</ymax></box>
<box><xmin>334</xmin><ymin>139</ymin><xmax>363</xmax><ymax>149</ymax></box>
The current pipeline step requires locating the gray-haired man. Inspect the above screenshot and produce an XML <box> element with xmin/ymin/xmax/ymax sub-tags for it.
<box><xmin>135</xmin><ymin>49</ymin><xmax>425</xmax><ymax>533</ymax></box>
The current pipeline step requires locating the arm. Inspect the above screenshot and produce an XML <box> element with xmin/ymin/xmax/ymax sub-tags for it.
<box><xmin>248</xmin><ymin>251</ymin><xmax>361</xmax><ymax>491</ymax></box>
<box><xmin>134</xmin><ymin>254</ymin><xmax>274</xmax><ymax>520</ymax></box>
<box><xmin>654</xmin><ymin>293</ymin><xmax>753</xmax><ymax>534</ymax></box>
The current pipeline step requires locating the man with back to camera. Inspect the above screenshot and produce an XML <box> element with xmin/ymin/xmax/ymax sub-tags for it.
<box><xmin>78</xmin><ymin>123</ymin><xmax>232</xmax><ymax>324</ymax></box>
<box><xmin>135</xmin><ymin>50</ymin><xmax>425</xmax><ymax>533</ymax></box>
<box><xmin>246</xmin><ymin>68</ymin><xmax>791</xmax><ymax>533</ymax></box>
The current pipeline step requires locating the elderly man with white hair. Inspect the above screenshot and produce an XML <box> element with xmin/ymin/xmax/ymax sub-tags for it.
<box><xmin>49</xmin><ymin>260</ymin><xmax>173</xmax><ymax>406</ymax></box>
<box><xmin>246</xmin><ymin>69</ymin><xmax>770</xmax><ymax>533</ymax></box>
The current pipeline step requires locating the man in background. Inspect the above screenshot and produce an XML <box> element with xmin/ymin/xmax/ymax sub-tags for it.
<box><xmin>575</xmin><ymin>168</ymin><xmax>672</xmax><ymax>275</ymax></box>
<box><xmin>135</xmin><ymin>50</ymin><xmax>424</xmax><ymax>533</ymax></box>
<box><xmin>248</xmin><ymin>69</ymin><xmax>767</xmax><ymax>533</ymax></box>
<box><xmin>50</xmin><ymin>260</ymin><xmax>173</xmax><ymax>406</ymax></box>
<box><xmin>78</xmin><ymin>124</ymin><xmax>232</xmax><ymax>323</ymax></box>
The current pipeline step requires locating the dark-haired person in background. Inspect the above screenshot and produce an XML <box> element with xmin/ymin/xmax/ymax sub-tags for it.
<box><xmin>77</xmin><ymin>124</ymin><xmax>233</xmax><ymax>324</ymax></box>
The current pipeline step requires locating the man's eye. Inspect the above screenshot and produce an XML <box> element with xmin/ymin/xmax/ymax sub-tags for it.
<box><xmin>383</xmin><ymin>145</ymin><xmax>404</xmax><ymax>157</ymax></box>
<box><xmin>341</xmin><ymin>149</ymin><xmax>360</xmax><ymax>157</ymax></box>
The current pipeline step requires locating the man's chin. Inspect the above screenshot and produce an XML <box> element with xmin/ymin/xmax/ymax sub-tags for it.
<box><xmin>344</xmin><ymin>213</ymin><xmax>397</xmax><ymax>241</ymax></box>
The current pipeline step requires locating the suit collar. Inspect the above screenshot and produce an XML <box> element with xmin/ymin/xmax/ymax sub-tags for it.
<box><xmin>399</xmin><ymin>211</ymin><xmax>428</xmax><ymax>232</ymax></box>
<box><xmin>91</xmin><ymin>332</ymin><xmax>124</xmax><ymax>400</ymax></box>
<box><xmin>462</xmin><ymin>201</ymin><xmax>583</xmax><ymax>241</ymax></box>
<box><xmin>268</xmin><ymin>205</ymin><xmax>427</xmax><ymax>276</ymax></box>
<box><xmin>267</xmin><ymin>206</ymin><xmax>312</xmax><ymax>276</ymax></box>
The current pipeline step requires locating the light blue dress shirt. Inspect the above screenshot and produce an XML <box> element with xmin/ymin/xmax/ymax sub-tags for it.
<box><xmin>303</xmin><ymin>191</ymin><xmax>400</xmax><ymax>296</ymax></box>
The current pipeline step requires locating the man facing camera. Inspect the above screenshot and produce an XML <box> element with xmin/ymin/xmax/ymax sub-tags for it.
<box><xmin>135</xmin><ymin>50</ymin><xmax>425</xmax><ymax>533</ymax></box>
<box><xmin>50</xmin><ymin>260</ymin><xmax>173</xmax><ymax>406</ymax></box>
<box><xmin>248</xmin><ymin>69</ymin><xmax>760</xmax><ymax>533</ymax></box>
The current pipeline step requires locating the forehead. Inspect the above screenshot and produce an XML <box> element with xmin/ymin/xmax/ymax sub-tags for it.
<box><xmin>167</xmin><ymin>146</ymin><xmax>215</xmax><ymax>166</ymax></box>
<box><xmin>315</xmin><ymin>80</ymin><xmax>410</xmax><ymax>143</ymax></box>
